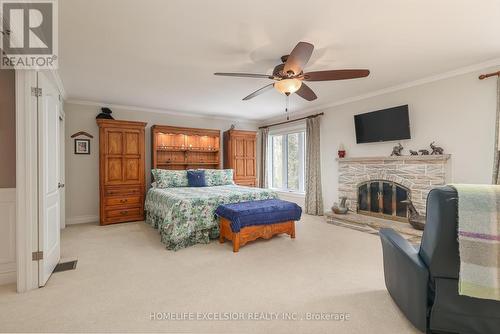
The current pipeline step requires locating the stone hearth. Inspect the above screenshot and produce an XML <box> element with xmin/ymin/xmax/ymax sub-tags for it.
<box><xmin>326</xmin><ymin>211</ymin><xmax>423</xmax><ymax>243</ymax></box>
<box><xmin>338</xmin><ymin>155</ymin><xmax>451</xmax><ymax>216</ymax></box>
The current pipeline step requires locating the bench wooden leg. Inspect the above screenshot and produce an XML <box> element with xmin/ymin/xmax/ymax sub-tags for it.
<box><xmin>290</xmin><ymin>221</ymin><xmax>296</xmax><ymax>239</ymax></box>
<box><xmin>219</xmin><ymin>221</ymin><xmax>225</xmax><ymax>243</ymax></box>
<box><xmin>233</xmin><ymin>233</ymin><xmax>240</xmax><ymax>253</ymax></box>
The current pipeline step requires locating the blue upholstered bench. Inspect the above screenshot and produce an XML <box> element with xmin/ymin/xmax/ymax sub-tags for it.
<box><xmin>215</xmin><ymin>199</ymin><xmax>302</xmax><ymax>252</ymax></box>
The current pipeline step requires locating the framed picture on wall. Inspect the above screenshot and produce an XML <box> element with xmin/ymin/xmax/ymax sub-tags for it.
<box><xmin>74</xmin><ymin>139</ymin><xmax>90</xmax><ymax>155</ymax></box>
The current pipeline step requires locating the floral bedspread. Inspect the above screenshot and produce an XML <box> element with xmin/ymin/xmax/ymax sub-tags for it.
<box><xmin>145</xmin><ymin>185</ymin><xmax>277</xmax><ymax>250</ymax></box>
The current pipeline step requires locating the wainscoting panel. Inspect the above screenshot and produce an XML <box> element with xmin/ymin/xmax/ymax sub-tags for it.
<box><xmin>0</xmin><ymin>188</ymin><xmax>16</xmax><ymax>285</ymax></box>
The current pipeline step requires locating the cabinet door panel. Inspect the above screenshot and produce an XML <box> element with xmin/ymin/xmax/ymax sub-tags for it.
<box><xmin>234</xmin><ymin>139</ymin><xmax>245</xmax><ymax>157</ymax></box>
<box><xmin>106</xmin><ymin>158</ymin><xmax>123</xmax><ymax>183</ymax></box>
<box><xmin>245</xmin><ymin>158</ymin><xmax>256</xmax><ymax>177</ymax></box>
<box><xmin>245</xmin><ymin>139</ymin><xmax>255</xmax><ymax>157</ymax></box>
<box><xmin>107</xmin><ymin>131</ymin><xmax>123</xmax><ymax>154</ymax></box>
<box><xmin>124</xmin><ymin>131</ymin><xmax>140</xmax><ymax>155</ymax></box>
<box><xmin>124</xmin><ymin>158</ymin><xmax>140</xmax><ymax>182</ymax></box>
<box><xmin>235</xmin><ymin>159</ymin><xmax>246</xmax><ymax>177</ymax></box>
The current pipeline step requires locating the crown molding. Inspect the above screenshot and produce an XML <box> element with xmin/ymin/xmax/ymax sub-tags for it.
<box><xmin>262</xmin><ymin>57</ymin><xmax>500</xmax><ymax>124</ymax></box>
<box><xmin>67</xmin><ymin>57</ymin><xmax>500</xmax><ymax>125</ymax></box>
<box><xmin>48</xmin><ymin>69</ymin><xmax>67</xmax><ymax>100</ymax></box>
<box><xmin>65</xmin><ymin>99</ymin><xmax>259</xmax><ymax>124</ymax></box>
<box><xmin>297</xmin><ymin>58</ymin><xmax>500</xmax><ymax>116</ymax></box>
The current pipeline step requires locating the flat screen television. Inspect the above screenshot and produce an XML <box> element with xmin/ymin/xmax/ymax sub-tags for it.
<box><xmin>354</xmin><ymin>105</ymin><xmax>411</xmax><ymax>143</ymax></box>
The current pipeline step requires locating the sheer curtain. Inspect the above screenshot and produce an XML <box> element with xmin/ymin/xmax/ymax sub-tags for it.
<box><xmin>493</xmin><ymin>77</ymin><xmax>500</xmax><ymax>184</ymax></box>
<box><xmin>305</xmin><ymin>117</ymin><xmax>324</xmax><ymax>215</ymax></box>
<box><xmin>259</xmin><ymin>128</ymin><xmax>269</xmax><ymax>188</ymax></box>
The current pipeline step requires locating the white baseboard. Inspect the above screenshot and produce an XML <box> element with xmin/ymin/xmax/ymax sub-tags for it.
<box><xmin>0</xmin><ymin>270</ymin><xmax>16</xmax><ymax>285</ymax></box>
<box><xmin>66</xmin><ymin>215</ymin><xmax>99</xmax><ymax>225</ymax></box>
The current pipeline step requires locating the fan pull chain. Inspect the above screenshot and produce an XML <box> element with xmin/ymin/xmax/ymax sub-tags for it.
<box><xmin>285</xmin><ymin>95</ymin><xmax>289</xmax><ymax>120</ymax></box>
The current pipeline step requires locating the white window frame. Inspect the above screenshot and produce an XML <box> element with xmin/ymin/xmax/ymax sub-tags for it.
<box><xmin>267</xmin><ymin>123</ymin><xmax>306</xmax><ymax>194</ymax></box>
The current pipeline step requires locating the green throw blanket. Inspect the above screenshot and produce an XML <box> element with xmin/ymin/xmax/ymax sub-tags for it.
<box><xmin>452</xmin><ymin>184</ymin><xmax>500</xmax><ymax>301</ymax></box>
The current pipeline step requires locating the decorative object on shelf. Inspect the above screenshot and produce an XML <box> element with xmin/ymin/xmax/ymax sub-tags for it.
<box><xmin>332</xmin><ymin>197</ymin><xmax>349</xmax><ymax>214</ymax></box>
<box><xmin>419</xmin><ymin>149</ymin><xmax>430</xmax><ymax>155</ymax></box>
<box><xmin>409</xmin><ymin>150</ymin><xmax>418</xmax><ymax>156</ymax></box>
<box><xmin>96</xmin><ymin>107</ymin><xmax>114</xmax><ymax>120</ymax></box>
<box><xmin>70</xmin><ymin>131</ymin><xmax>93</xmax><ymax>139</ymax></box>
<box><xmin>338</xmin><ymin>143</ymin><xmax>346</xmax><ymax>158</ymax></box>
<box><xmin>401</xmin><ymin>199</ymin><xmax>425</xmax><ymax>230</ymax></box>
<box><xmin>74</xmin><ymin>139</ymin><xmax>90</xmax><ymax>154</ymax></box>
<box><xmin>390</xmin><ymin>143</ymin><xmax>403</xmax><ymax>156</ymax></box>
<box><xmin>229</xmin><ymin>124</ymin><xmax>235</xmax><ymax>130</ymax></box>
<box><xmin>430</xmin><ymin>141</ymin><xmax>444</xmax><ymax>155</ymax></box>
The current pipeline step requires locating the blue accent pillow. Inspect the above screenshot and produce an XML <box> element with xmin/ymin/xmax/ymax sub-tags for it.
<box><xmin>187</xmin><ymin>170</ymin><xmax>206</xmax><ymax>187</ymax></box>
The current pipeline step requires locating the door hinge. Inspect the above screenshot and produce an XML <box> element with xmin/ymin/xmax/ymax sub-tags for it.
<box><xmin>32</xmin><ymin>251</ymin><xmax>43</xmax><ymax>261</ymax></box>
<box><xmin>31</xmin><ymin>87</ymin><xmax>42</xmax><ymax>97</ymax></box>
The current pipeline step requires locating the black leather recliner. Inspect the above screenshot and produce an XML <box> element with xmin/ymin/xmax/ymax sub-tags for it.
<box><xmin>379</xmin><ymin>186</ymin><xmax>500</xmax><ymax>334</ymax></box>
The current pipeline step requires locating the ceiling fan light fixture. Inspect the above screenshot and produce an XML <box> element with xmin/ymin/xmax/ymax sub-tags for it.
<box><xmin>274</xmin><ymin>78</ymin><xmax>302</xmax><ymax>95</ymax></box>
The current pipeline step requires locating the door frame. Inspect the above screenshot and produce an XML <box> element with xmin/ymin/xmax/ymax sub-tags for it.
<box><xmin>15</xmin><ymin>70</ymin><xmax>39</xmax><ymax>292</ymax></box>
<box><xmin>15</xmin><ymin>70</ymin><xmax>65</xmax><ymax>293</ymax></box>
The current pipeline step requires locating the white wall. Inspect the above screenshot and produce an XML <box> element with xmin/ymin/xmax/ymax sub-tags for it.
<box><xmin>0</xmin><ymin>69</ymin><xmax>16</xmax><ymax>188</ymax></box>
<box><xmin>64</xmin><ymin>102</ymin><xmax>258</xmax><ymax>224</ymax></box>
<box><xmin>318</xmin><ymin>67</ymin><xmax>499</xmax><ymax>210</ymax></box>
<box><xmin>0</xmin><ymin>69</ymin><xmax>16</xmax><ymax>285</ymax></box>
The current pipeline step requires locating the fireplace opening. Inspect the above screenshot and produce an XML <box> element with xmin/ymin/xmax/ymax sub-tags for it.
<box><xmin>357</xmin><ymin>180</ymin><xmax>409</xmax><ymax>222</ymax></box>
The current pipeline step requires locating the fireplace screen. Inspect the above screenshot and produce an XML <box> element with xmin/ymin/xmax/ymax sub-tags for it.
<box><xmin>358</xmin><ymin>180</ymin><xmax>409</xmax><ymax>222</ymax></box>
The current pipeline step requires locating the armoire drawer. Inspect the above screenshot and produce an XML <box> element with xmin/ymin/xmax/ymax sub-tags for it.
<box><xmin>105</xmin><ymin>195</ymin><xmax>142</xmax><ymax>207</ymax></box>
<box><xmin>235</xmin><ymin>179</ymin><xmax>257</xmax><ymax>187</ymax></box>
<box><xmin>104</xmin><ymin>186</ymin><xmax>142</xmax><ymax>196</ymax></box>
<box><xmin>105</xmin><ymin>207</ymin><xmax>142</xmax><ymax>220</ymax></box>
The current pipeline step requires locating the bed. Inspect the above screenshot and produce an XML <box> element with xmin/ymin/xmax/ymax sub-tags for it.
<box><xmin>145</xmin><ymin>184</ymin><xmax>278</xmax><ymax>250</ymax></box>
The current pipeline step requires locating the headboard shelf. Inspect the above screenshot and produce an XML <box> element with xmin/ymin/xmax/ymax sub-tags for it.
<box><xmin>155</xmin><ymin>148</ymin><xmax>219</xmax><ymax>153</ymax></box>
<box><xmin>152</xmin><ymin>125</ymin><xmax>221</xmax><ymax>170</ymax></box>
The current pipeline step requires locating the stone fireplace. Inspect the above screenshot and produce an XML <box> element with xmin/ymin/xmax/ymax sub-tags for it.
<box><xmin>338</xmin><ymin>155</ymin><xmax>451</xmax><ymax>219</ymax></box>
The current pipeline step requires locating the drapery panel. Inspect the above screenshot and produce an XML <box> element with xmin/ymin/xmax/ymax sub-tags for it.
<box><xmin>305</xmin><ymin>117</ymin><xmax>324</xmax><ymax>215</ymax></box>
<box><xmin>493</xmin><ymin>77</ymin><xmax>500</xmax><ymax>184</ymax></box>
<box><xmin>259</xmin><ymin>128</ymin><xmax>269</xmax><ymax>188</ymax></box>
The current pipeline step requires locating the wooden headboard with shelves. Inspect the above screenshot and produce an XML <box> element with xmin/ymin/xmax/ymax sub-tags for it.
<box><xmin>151</xmin><ymin>125</ymin><xmax>221</xmax><ymax>170</ymax></box>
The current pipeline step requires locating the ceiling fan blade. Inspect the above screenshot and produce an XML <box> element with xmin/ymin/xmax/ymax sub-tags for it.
<box><xmin>303</xmin><ymin>69</ymin><xmax>370</xmax><ymax>81</ymax></box>
<box><xmin>296</xmin><ymin>83</ymin><xmax>317</xmax><ymax>101</ymax></box>
<box><xmin>214</xmin><ymin>72</ymin><xmax>273</xmax><ymax>79</ymax></box>
<box><xmin>283</xmin><ymin>42</ymin><xmax>314</xmax><ymax>76</ymax></box>
<box><xmin>242</xmin><ymin>84</ymin><xmax>274</xmax><ymax>100</ymax></box>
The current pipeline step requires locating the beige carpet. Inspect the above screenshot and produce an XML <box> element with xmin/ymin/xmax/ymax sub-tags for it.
<box><xmin>0</xmin><ymin>215</ymin><xmax>420</xmax><ymax>333</ymax></box>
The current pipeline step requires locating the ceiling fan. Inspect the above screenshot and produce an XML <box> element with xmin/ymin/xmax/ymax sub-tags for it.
<box><xmin>214</xmin><ymin>42</ymin><xmax>370</xmax><ymax>101</ymax></box>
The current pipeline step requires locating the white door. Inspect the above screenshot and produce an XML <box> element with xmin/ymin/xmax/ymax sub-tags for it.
<box><xmin>37</xmin><ymin>72</ymin><xmax>61</xmax><ymax>286</ymax></box>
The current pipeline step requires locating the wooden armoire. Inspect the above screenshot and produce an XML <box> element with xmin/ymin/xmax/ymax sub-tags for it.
<box><xmin>223</xmin><ymin>130</ymin><xmax>257</xmax><ymax>187</ymax></box>
<box><xmin>97</xmin><ymin>119</ymin><xmax>147</xmax><ymax>225</ymax></box>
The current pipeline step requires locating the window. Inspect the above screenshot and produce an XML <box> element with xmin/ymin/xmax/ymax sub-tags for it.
<box><xmin>269</xmin><ymin>130</ymin><xmax>306</xmax><ymax>193</ymax></box>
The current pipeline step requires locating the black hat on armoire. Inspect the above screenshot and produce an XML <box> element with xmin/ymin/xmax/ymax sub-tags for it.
<box><xmin>96</xmin><ymin>107</ymin><xmax>114</xmax><ymax>120</ymax></box>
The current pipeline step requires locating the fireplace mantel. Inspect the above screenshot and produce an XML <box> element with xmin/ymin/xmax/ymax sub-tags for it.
<box><xmin>337</xmin><ymin>154</ymin><xmax>451</xmax><ymax>163</ymax></box>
